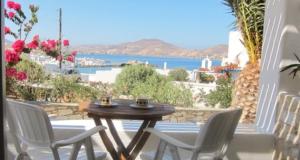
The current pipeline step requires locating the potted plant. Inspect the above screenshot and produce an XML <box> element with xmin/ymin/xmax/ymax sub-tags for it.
<box><xmin>280</xmin><ymin>53</ymin><xmax>300</xmax><ymax>78</ymax></box>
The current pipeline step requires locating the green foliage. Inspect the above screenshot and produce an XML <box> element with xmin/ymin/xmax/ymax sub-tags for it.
<box><xmin>198</xmin><ymin>73</ymin><xmax>215</xmax><ymax>83</ymax></box>
<box><xmin>280</xmin><ymin>53</ymin><xmax>300</xmax><ymax>79</ymax></box>
<box><xmin>115</xmin><ymin>65</ymin><xmax>193</xmax><ymax>107</ymax></box>
<box><xmin>15</xmin><ymin>56</ymin><xmax>48</xmax><ymax>83</ymax></box>
<box><xmin>14</xmin><ymin>57</ymin><xmax>50</xmax><ymax>100</ymax></box>
<box><xmin>50</xmin><ymin>75</ymin><xmax>101</xmax><ymax>103</ymax></box>
<box><xmin>168</xmin><ymin>68</ymin><xmax>189</xmax><ymax>81</ymax></box>
<box><xmin>205</xmin><ymin>77</ymin><xmax>233</xmax><ymax>108</ymax></box>
<box><xmin>115</xmin><ymin>65</ymin><xmax>156</xmax><ymax>95</ymax></box>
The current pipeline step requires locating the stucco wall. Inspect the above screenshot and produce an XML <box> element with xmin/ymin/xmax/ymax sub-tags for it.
<box><xmin>35</xmin><ymin>102</ymin><xmax>223</xmax><ymax>123</ymax></box>
<box><xmin>257</xmin><ymin>0</ymin><xmax>300</xmax><ymax>133</ymax></box>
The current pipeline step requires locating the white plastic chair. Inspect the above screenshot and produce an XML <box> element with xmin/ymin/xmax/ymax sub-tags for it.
<box><xmin>143</xmin><ymin>108</ymin><xmax>242</xmax><ymax>160</ymax></box>
<box><xmin>6</xmin><ymin>99</ymin><xmax>107</xmax><ymax>160</ymax></box>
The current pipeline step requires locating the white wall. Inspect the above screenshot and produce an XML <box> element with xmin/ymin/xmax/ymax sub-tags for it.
<box><xmin>227</xmin><ymin>31</ymin><xmax>249</xmax><ymax>68</ymax></box>
<box><xmin>256</xmin><ymin>0</ymin><xmax>300</xmax><ymax>133</ymax></box>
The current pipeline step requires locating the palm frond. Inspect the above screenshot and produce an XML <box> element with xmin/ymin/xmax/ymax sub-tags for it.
<box><xmin>280</xmin><ymin>64</ymin><xmax>300</xmax><ymax>72</ymax></box>
<box><xmin>294</xmin><ymin>53</ymin><xmax>300</xmax><ymax>62</ymax></box>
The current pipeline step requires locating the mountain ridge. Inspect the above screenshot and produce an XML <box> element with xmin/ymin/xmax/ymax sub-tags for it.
<box><xmin>71</xmin><ymin>39</ymin><xmax>228</xmax><ymax>59</ymax></box>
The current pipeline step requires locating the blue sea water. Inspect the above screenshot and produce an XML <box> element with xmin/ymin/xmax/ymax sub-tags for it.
<box><xmin>76</xmin><ymin>53</ymin><xmax>222</xmax><ymax>74</ymax></box>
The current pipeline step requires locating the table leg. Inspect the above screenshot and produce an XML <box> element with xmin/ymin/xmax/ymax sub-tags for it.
<box><xmin>126</xmin><ymin>120</ymin><xmax>150</xmax><ymax>153</ymax></box>
<box><xmin>128</xmin><ymin>120</ymin><xmax>157</xmax><ymax>160</ymax></box>
<box><xmin>106</xmin><ymin>119</ymin><xmax>131</xmax><ymax>159</ymax></box>
<box><xmin>93</xmin><ymin>117</ymin><xmax>119</xmax><ymax>160</ymax></box>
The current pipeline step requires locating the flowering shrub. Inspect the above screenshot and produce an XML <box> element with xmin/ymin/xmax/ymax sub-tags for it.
<box><xmin>5</xmin><ymin>1</ymin><xmax>77</xmax><ymax>95</ymax></box>
<box><xmin>213</xmin><ymin>63</ymin><xmax>239</xmax><ymax>73</ymax></box>
<box><xmin>5</xmin><ymin>1</ymin><xmax>39</xmax><ymax>84</ymax></box>
<box><xmin>40</xmin><ymin>39</ymin><xmax>77</xmax><ymax>64</ymax></box>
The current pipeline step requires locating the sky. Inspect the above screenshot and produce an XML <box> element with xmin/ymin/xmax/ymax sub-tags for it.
<box><xmin>6</xmin><ymin>0</ymin><xmax>235</xmax><ymax>49</ymax></box>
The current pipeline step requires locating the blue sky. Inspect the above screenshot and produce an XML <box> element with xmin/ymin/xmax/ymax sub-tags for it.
<box><xmin>6</xmin><ymin>0</ymin><xmax>235</xmax><ymax>49</ymax></box>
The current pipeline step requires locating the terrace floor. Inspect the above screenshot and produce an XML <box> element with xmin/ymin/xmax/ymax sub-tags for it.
<box><xmin>6</xmin><ymin>120</ymin><xmax>274</xmax><ymax>160</ymax></box>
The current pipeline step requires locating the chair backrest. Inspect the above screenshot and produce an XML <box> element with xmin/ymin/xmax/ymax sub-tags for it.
<box><xmin>7</xmin><ymin>99</ymin><xmax>55</xmax><ymax>148</ymax></box>
<box><xmin>194</xmin><ymin>108</ymin><xmax>242</xmax><ymax>153</ymax></box>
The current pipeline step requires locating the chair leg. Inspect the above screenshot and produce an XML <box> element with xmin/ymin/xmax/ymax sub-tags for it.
<box><xmin>15</xmin><ymin>152</ymin><xmax>32</xmax><ymax>160</ymax></box>
<box><xmin>51</xmin><ymin>148</ymin><xmax>61</xmax><ymax>160</ymax></box>
<box><xmin>69</xmin><ymin>141</ymin><xmax>83</xmax><ymax>160</ymax></box>
<box><xmin>154</xmin><ymin>140</ymin><xmax>167</xmax><ymax>160</ymax></box>
<box><xmin>190</xmin><ymin>152</ymin><xmax>199</xmax><ymax>160</ymax></box>
<box><xmin>84</xmin><ymin>137</ymin><xmax>96</xmax><ymax>160</ymax></box>
<box><xmin>169</xmin><ymin>145</ymin><xmax>180</xmax><ymax>160</ymax></box>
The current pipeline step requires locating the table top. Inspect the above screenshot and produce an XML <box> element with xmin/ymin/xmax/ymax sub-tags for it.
<box><xmin>86</xmin><ymin>99</ymin><xmax>175</xmax><ymax>120</ymax></box>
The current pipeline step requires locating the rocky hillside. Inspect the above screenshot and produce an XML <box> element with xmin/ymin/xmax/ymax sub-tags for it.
<box><xmin>72</xmin><ymin>39</ymin><xmax>228</xmax><ymax>59</ymax></box>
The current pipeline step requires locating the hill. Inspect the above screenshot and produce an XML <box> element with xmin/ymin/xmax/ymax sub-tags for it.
<box><xmin>68</xmin><ymin>39</ymin><xmax>227</xmax><ymax>59</ymax></box>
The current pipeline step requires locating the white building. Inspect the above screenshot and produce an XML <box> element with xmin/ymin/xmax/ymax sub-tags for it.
<box><xmin>201</xmin><ymin>56</ymin><xmax>212</xmax><ymax>69</ymax></box>
<box><xmin>225</xmin><ymin>31</ymin><xmax>249</xmax><ymax>68</ymax></box>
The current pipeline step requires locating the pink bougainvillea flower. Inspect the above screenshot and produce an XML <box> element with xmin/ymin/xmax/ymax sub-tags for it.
<box><xmin>12</xmin><ymin>2</ymin><xmax>21</xmax><ymax>11</ymax></box>
<box><xmin>7</xmin><ymin>1</ymin><xmax>15</xmax><ymax>9</ymax></box>
<box><xmin>41</xmin><ymin>40</ymin><xmax>57</xmax><ymax>53</ymax></box>
<box><xmin>33</xmin><ymin>35</ymin><xmax>39</xmax><ymax>41</ymax></box>
<box><xmin>16</xmin><ymin>71</ymin><xmax>27</xmax><ymax>81</ymax></box>
<box><xmin>27</xmin><ymin>40</ymin><xmax>39</xmax><ymax>49</ymax></box>
<box><xmin>4</xmin><ymin>26</ymin><xmax>10</xmax><ymax>34</ymax></box>
<box><xmin>5</xmin><ymin>49</ymin><xmax>20</xmax><ymax>64</ymax></box>
<box><xmin>12</xmin><ymin>40</ymin><xmax>25</xmax><ymax>53</ymax></box>
<box><xmin>66</xmin><ymin>55</ymin><xmax>74</xmax><ymax>62</ymax></box>
<box><xmin>47</xmin><ymin>39</ymin><xmax>57</xmax><ymax>49</ymax></box>
<box><xmin>8</xmin><ymin>12</ymin><xmax>15</xmax><ymax>19</ymax></box>
<box><xmin>71</xmin><ymin>51</ymin><xmax>77</xmax><ymax>56</ymax></box>
<box><xmin>63</xmin><ymin>39</ymin><xmax>69</xmax><ymax>46</ymax></box>
<box><xmin>56</xmin><ymin>55</ymin><xmax>63</xmax><ymax>61</ymax></box>
<box><xmin>27</xmin><ymin>35</ymin><xmax>40</xmax><ymax>49</ymax></box>
<box><xmin>5</xmin><ymin>67</ymin><xmax>17</xmax><ymax>78</ymax></box>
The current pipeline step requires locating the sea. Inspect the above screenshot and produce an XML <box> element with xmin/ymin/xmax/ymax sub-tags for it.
<box><xmin>76</xmin><ymin>53</ymin><xmax>222</xmax><ymax>74</ymax></box>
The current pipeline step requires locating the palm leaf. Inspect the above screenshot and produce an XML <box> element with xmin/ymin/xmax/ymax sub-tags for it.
<box><xmin>280</xmin><ymin>64</ymin><xmax>300</xmax><ymax>72</ymax></box>
<box><xmin>294</xmin><ymin>53</ymin><xmax>300</xmax><ymax>62</ymax></box>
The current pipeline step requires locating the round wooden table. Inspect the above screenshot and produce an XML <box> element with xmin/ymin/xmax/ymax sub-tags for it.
<box><xmin>86</xmin><ymin>99</ymin><xmax>175</xmax><ymax>160</ymax></box>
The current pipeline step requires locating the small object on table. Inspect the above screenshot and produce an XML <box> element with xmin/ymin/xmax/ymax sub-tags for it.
<box><xmin>101</xmin><ymin>96</ymin><xmax>112</xmax><ymax>105</ymax></box>
<box><xmin>136</xmin><ymin>98</ymin><xmax>149</xmax><ymax>106</ymax></box>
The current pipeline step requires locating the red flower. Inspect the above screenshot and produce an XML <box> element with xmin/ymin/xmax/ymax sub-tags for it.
<box><xmin>8</xmin><ymin>12</ymin><xmax>15</xmax><ymax>19</ymax></box>
<box><xmin>5</xmin><ymin>49</ymin><xmax>20</xmax><ymax>64</ymax></box>
<box><xmin>63</xmin><ymin>39</ymin><xmax>69</xmax><ymax>46</ymax></box>
<box><xmin>71</xmin><ymin>51</ymin><xmax>77</xmax><ymax>56</ymax></box>
<box><xmin>12</xmin><ymin>40</ymin><xmax>25</xmax><ymax>53</ymax></box>
<box><xmin>56</xmin><ymin>55</ymin><xmax>63</xmax><ymax>61</ymax></box>
<box><xmin>27</xmin><ymin>40</ymin><xmax>39</xmax><ymax>49</ymax></box>
<box><xmin>33</xmin><ymin>35</ymin><xmax>39</xmax><ymax>41</ymax></box>
<box><xmin>47</xmin><ymin>39</ymin><xmax>57</xmax><ymax>49</ymax></box>
<box><xmin>27</xmin><ymin>35</ymin><xmax>40</xmax><ymax>49</ymax></box>
<box><xmin>16</xmin><ymin>71</ymin><xmax>27</xmax><ymax>81</ymax></box>
<box><xmin>4</xmin><ymin>26</ymin><xmax>10</xmax><ymax>34</ymax></box>
<box><xmin>5</xmin><ymin>67</ymin><xmax>17</xmax><ymax>78</ymax></box>
<box><xmin>12</xmin><ymin>2</ymin><xmax>21</xmax><ymax>11</ymax></box>
<box><xmin>7</xmin><ymin>1</ymin><xmax>15</xmax><ymax>9</ymax></box>
<box><xmin>66</xmin><ymin>55</ymin><xmax>74</xmax><ymax>62</ymax></box>
<box><xmin>41</xmin><ymin>39</ymin><xmax>57</xmax><ymax>52</ymax></box>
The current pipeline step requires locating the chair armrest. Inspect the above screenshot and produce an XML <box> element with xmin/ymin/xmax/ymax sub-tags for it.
<box><xmin>52</xmin><ymin>126</ymin><xmax>106</xmax><ymax>148</ymax></box>
<box><xmin>144</xmin><ymin>128</ymin><xmax>196</xmax><ymax>150</ymax></box>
